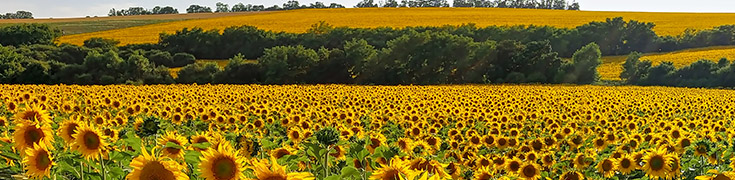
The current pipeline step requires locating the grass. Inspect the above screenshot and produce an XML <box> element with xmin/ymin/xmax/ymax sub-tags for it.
<box><xmin>56</xmin><ymin>8</ymin><xmax>735</xmax><ymax>45</ymax></box>
<box><xmin>598</xmin><ymin>46</ymin><xmax>735</xmax><ymax>80</ymax></box>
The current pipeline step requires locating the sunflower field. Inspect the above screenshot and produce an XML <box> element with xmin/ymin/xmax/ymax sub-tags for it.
<box><xmin>1</xmin><ymin>84</ymin><xmax>735</xmax><ymax>180</ymax></box>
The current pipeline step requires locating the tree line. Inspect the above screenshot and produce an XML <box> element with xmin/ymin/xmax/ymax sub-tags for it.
<box><xmin>0</xmin><ymin>11</ymin><xmax>33</xmax><ymax>19</ymax></box>
<box><xmin>108</xmin><ymin>6</ymin><xmax>179</xmax><ymax>16</ymax></box>
<box><xmin>0</xmin><ymin>23</ymin><xmax>601</xmax><ymax>85</ymax></box>
<box><xmin>356</xmin><ymin>0</ymin><xmax>579</xmax><ymax>9</ymax></box>
<box><xmin>157</xmin><ymin>18</ymin><xmax>735</xmax><ymax>62</ymax></box>
<box><xmin>620</xmin><ymin>53</ymin><xmax>735</xmax><ymax>88</ymax></box>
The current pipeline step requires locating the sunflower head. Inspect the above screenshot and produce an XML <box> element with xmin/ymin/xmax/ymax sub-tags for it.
<box><xmin>159</xmin><ymin>131</ymin><xmax>187</xmax><ymax>159</ymax></box>
<box><xmin>13</xmin><ymin>104</ymin><xmax>51</xmax><ymax>125</ymax></box>
<box><xmin>23</xmin><ymin>143</ymin><xmax>54</xmax><ymax>179</ymax></box>
<box><xmin>13</xmin><ymin>122</ymin><xmax>54</xmax><ymax>151</ymax></box>
<box><xmin>71</xmin><ymin>124</ymin><xmax>109</xmax><ymax>160</ymax></box>
<box><xmin>642</xmin><ymin>147</ymin><xmax>674</xmax><ymax>180</ymax></box>
<box><xmin>127</xmin><ymin>147</ymin><xmax>189</xmax><ymax>180</ymax></box>
<box><xmin>200</xmin><ymin>141</ymin><xmax>247</xmax><ymax>180</ymax></box>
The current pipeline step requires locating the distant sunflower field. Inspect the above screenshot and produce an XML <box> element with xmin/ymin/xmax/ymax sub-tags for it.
<box><xmin>1</xmin><ymin>85</ymin><xmax>735</xmax><ymax>180</ymax></box>
<box><xmin>598</xmin><ymin>46</ymin><xmax>735</xmax><ymax>80</ymax></box>
<box><xmin>57</xmin><ymin>8</ymin><xmax>735</xmax><ymax>45</ymax></box>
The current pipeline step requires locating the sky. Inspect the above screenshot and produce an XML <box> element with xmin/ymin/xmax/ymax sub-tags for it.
<box><xmin>2</xmin><ymin>0</ymin><xmax>735</xmax><ymax>18</ymax></box>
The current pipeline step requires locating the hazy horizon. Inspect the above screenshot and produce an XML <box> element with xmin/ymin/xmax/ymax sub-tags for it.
<box><xmin>2</xmin><ymin>0</ymin><xmax>735</xmax><ymax>18</ymax></box>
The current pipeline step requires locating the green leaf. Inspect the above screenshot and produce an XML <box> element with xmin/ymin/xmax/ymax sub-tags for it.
<box><xmin>165</xmin><ymin>142</ymin><xmax>184</xmax><ymax>149</ymax></box>
<box><xmin>185</xmin><ymin>150</ymin><xmax>202</xmax><ymax>165</ymax></box>
<box><xmin>191</xmin><ymin>142</ymin><xmax>211</xmax><ymax>149</ymax></box>
<box><xmin>0</xmin><ymin>151</ymin><xmax>19</xmax><ymax>161</ymax></box>
<box><xmin>261</xmin><ymin>139</ymin><xmax>277</xmax><ymax>150</ymax></box>
<box><xmin>340</xmin><ymin>166</ymin><xmax>360</xmax><ymax>179</ymax></box>
<box><xmin>108</xmin><ymin>167</ymin><xmax>125</xmax><ymax>179</ymax></box>
<box><xmin>124</xmin><ymin>132</ymin><xmax>142</xmax><ymax>152</ymax></box>
<box><xmin>324</xmin><ymin>175</ymin><xmax>341</xmax><ymax>180</ymax></box>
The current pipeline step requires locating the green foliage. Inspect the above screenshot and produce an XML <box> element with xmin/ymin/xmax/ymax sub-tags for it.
<box><xmin>83</xmin><ymin>37</ymin><xmax>120</xmax><ymax>52</ymax></box>
<box><xmin>213</xmin><ymin>54</ymin><xmax>262</xmax><ymax>84</ymax></box>
<box><xmin>259</xmin><ymin>45</ymin><xmax>319</xmax><ymax>84</ymax></box>
<box><xmin>0</xmin><ymin>24</ymin><xmax>61</xmax><ymax>46</ymax></box>
<box><xmin>176</xmin><ymin>62</ymin><xmax>222</xmax><ymax>84</ymax></box>
<box><xmin>566</xmin><ymin>42</ymin><xmax>602</xmax><ymax>84</ymax></box>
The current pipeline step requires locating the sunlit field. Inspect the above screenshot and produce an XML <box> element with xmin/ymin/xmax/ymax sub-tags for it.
<box><xmin>1</xmin><ymin>84</ymin><xmax>734</xmax><ymax>179</ymax></box>
<box><xmin>598</xmin><ymin>46</ymin><xmax>735</xmax><ymax>80</ymax></box>
<box><xmin>57</xmin><ymin>8</ymin><xmax>735</xmax><ymax>45</ymax></box>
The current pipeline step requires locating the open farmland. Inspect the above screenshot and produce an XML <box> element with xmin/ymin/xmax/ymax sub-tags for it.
<box><xmin>0</xmin><ymin>12</ymin><xmax>259</xmax><ymax>35</ymax></box>
<box><xmin>598</xmin><ymin>46</ymin><xmax>735</xmax><ymax>80</ymax></box>
<box><xmin>57</xmin><ymin>8</ymin><xmax>735</xmax><ymax>45</ymax></box>
<box><xmin>1</xmin><ymin>84</ymin><xmax>734</xmax><ymax>179</ymax></box>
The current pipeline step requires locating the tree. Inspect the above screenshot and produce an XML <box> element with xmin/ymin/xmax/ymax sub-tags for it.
<box><xmin>187</xmin><ymin>5</ymin><xmax>212</xmax><ymax>13</ymax></box>
<box><xmin>283</xmin><ymin>1</ymin><xmax>302</xmax><ymax>10</ymax></box>
<box><xmin>567</xmin><ymin>42</ymin><xmax>601</xmax><ymax>84</ymax></box>
<box><xmin>157</xmin><ymin>6</ymin><xmax>178</xmax><ymax>14</ymax></box>
<box><xmin>382</xmin><ymin>0</ymin><xmax>400</xmax><ymax>7</ymax></box>
<box><xmin>619</xmin><ymin>52</ymin><xmax>651</xmax><ymax>84</ymax></box>
<box><xmin>216</xmin><ymin>2</ymin><xmax>230</xmax><ymax>13</ymax></box>
<box><xmin>309</xmin><ymin>2</ymin><xmax>328</xmax><ymax>8</ymax></box>
<box><xmin>356</xmin><ymin>0</ymin><xmax>379</xmax><ymax>7</ymax></box>
<box><xmin>329</xmin><ymin>3</ymin><xmax>346</xmax><ymax>8</ymax></box>
<box><xmin>176</xmin><ymin>63</ymin><xmax>221</xmax><ymax>84</ymax></box>
<box><xmin>0</xmin><ymin>24</ymin><xmax>62</xmax><ymax>46</ymax></box>
<box><xmin>258</xmin><ymin>45</ymin><xmax>319</xmax><ymax>84</ymax></box>
<box><xmin>83</xmin><ymin>38</ymin><xmax>120</xmax><ymax>52</ymax></box>
<box><xmin>172</xmin><ymin>53</ymin><xmax>196</xmax><ymax>67</ymax></box>
<box><xmin>231</xmin><ymin>3</ymin><xmax>248</xmax><ymax>12</ymax></box>
<box><xmin>213</xmin><ymin>54</ymin><xmax>263</xmax><ymax>84</ymax></box>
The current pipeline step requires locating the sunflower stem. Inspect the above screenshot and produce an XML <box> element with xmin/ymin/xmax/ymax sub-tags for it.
<box><xmin>80</xmin><ymin>162</ymin><xmax>84</xmax><ymax>180</ymax></box>
<box><xmin>99</xmin><ymin>153</ymin><xmax>106</xmax><ymax>180</ymax></box>
<box><xmin>324</xmin><ymin>145</ymin><xmax>331</xmax><ymax>178</ymax></box>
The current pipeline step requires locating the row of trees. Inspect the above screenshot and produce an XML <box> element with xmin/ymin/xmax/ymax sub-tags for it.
<box><xmin>0</xmin><ymin>11</ymin><xmax>33</xmax><ymax>19</ymax></box>
<box><xmin>108</xmin><ymin>6</ymin><xmax>179</xmax><ymax>16</ymax></box>
<box><xmin>621</xmin><ymin>53</ymin><xmax>735</xmax><ymax>88</ymax></box>
<box><xmin>355</xmin><ymin>0</ymin><xmax>579</xmax><ymax>9</ymax></box>
<box><xmin>0</xmin><ymin>23</ymin><xmax>601</xmax><ymax>85</ymax></box>
<box><xmin>159</xmin><ymin>18</ymin><xmax>734</xmax><ymax>61</ymax></box>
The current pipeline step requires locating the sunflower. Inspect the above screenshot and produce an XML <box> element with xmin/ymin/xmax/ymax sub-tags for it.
<box><xmin>23</xmin><ymin>143</ymin><xmax>54</xmax><ymax>179</ymax></box>
<box><xmin>573</xmin><ymin>154</ymin><xmax>593</xmax><ymax>169</ymax></box>
<box><xmin>330</xmin><ymin>145</ymin><xmax>346</xmax><ymax>160</ymax></box>
<box><xmin>247</xmin><ymin>156</ymin><xmax>314</xmax><ymax>180</ymax></box>
<box><xmin>200</xmin><ymin>141</ymin><xmax>247</xmax><ymax>180</ymax></box>
<box><xmin>519</xmin><ymin>162</ymin><xmax>541</xmax><ymax>180</ymax></box>
<box><xmin>617</xmin><ymin>154</ymin><xmax>636</xmax><ymax>175</ymax></box>
<box><xmin>370</xmin><ymin>158</ymin><xmax>418</xmax><ymax>180</ymax></box>
<box><xmin>407</xmin><ymin>158</ymin><xmax>449</xmax><ymax>179</ymax></box>
<box><xmin>473</xmin><ymin>165</ymin><xmax>494</xmax><ymax>180</ymax></box>
<box><xmin>190</xmin><ymin>132</ymin><xmax>211</xmax><ymax>151</ymax></box>
<box><xmin>271</xmin><ymin>146</ymin><xmax>294</xmax><ymax>159</ymax></box>
<box><xmin>596</xmin><ymin>157</ymin><xmax>616</xmax><ymax>178</ymax></box>
<box><xmin>642</xmin><ymin>147</ymin><xmax>674</xmax><ymax>180</ymax></box>
<box><xmin>695</xmin><ymin>170</ymin><xmax>735</xmax><ymax>180</ymax></box>
<box><xmin>395</xmin><ymin>138</ymin><xmax>413</xmax><ymax>153</ymax></box>
<box><xmin>13</xmin><ymin>122</ymin><xmax>54</xmax><ymax>151</ymax></box>
<box><xmin>71</xmin><ymin>124</ymin><xmax>108</xmax><ymax>160</ymax></box>
<box><xmin>58</xmin><ymin>118</ymin><xmax>81</xmax><ymax>143</ymax></box>
<box><xmin>13</xmin><ymin>104</ymin><xmax>51</xmax><ymax>125</ymax></box>
<box><xmin>287</xmin><ymin>128</ymin><xmax>304</xmax><ymax>145</ymax></box>
<box><xmin>127</xmin><ymin>148</ymin><xmax>189</xmax><ymax>180</ymax></box>
<box><xmin>559</xmin><ymin>171</ymin><xmax>584</xmax><ymax>180</ymax></box>
<box><xmin>367</xmin><ymin>134</ymin><xmax>387</xmax><ymax>154</ymax></box>
<box><xmin>506</xmin><ymin>158</ymin><xmax>523</xmax><ymax>175</ymax></box>
<box><xmin>541</xmin><ymin>153</ymin><xmax>555</xmax><ymax>167</ymax></box>
<box><xmin>159</xmin><ymin>131</ymin><xmax>187</xmax><ymax>159</ymax></box>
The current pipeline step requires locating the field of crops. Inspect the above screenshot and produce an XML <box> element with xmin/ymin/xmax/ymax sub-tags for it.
<box><xmin>1</xmin><ymin>84</ymin><xmax>734</xmax><ymax>179</ymax></box>
<box><xmin>56</xmin><ymin>8</ymin><xmax>735</xmax><ymax>45</ymax></box>
<box><xmin>597</xmin><ymin>46</ymin><xmax>735</xmax><ymax>80</ymax></box>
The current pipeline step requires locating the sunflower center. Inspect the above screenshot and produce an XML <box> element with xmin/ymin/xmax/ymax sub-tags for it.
<box><xmin>66</xmin><ymin>124</ymin><xmax>79</xmax><ymax>137</ymax></box>
<box><xmin>35</xmin><ymin>150</ymin><xmax>52</xmax><ymax>170</ymax></box>
<box><xmin>602</xmin><ymin>160</ymin><xmax>613</xmax><ymax>171</ymax></box>
<box><xmin>83</xmin><ymin>132</ymin><xmax>101</xmax><ymax>150</ymax></box>
<box><xmin>713</xmin><ymin>174</ymin><xmax>731</xmax><ymax>180</ymax></box>
<box><xmin>562</xmin><ymin>172</ymin><xmax>580</xmax><ymax>180</ymax></box>
<box><xmin>381</xmin><ymin>169</ymin><xmax>401</xmax><ymax>180</ymax></box>
<box><xmin>477</xmin><ymin>172</ymin><xmax>492</xmax><ymax>180</ymax></box>
<box><xmin>522</xmin><ymin>165</ymin><xmax>537</xmax><ymax>177</ymax></box>
<box><xmin>510</xmin><ymin>162</ymin><xmax>521</xmax><ymax>171</ymax></box>
<box><xmin>141</xmin><ymin>161</ymin><xmax>176</xmax><ymax>180</ymax></box>
<box><xmin>370</xmin><ymin>138</ymin><xmax>381</xmax><ymax>148</ymax></box>
<box><xmin>212</xmin><ymin>156</ymin><xmax>237</xmax><ymax>179</ymax></box>
<box><xmin>24</xmin><ymin>127</ymin><xmax>44</xmax><ymax>146</ymax></box>
<box><xmin>649</xmin><ymin>155</ymin><xmax>665</xmax><ymax>170</ymax></box>
<box><xmin>620</xmin><ymin>159</ymin><xmax>631</xmax><ymax>168</ymax></box>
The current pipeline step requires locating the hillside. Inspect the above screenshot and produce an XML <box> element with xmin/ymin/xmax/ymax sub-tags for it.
<box><xmin>0</xmin><ymin>12</ymin><xmax>259</xmax><ymax>35</ymax></box>
<box><xmin>598</xmin><ymin>46</ymin><xmax>735</xmax><ymax>80</ymax></box>
<box><xmin>56</xmin><ymin>7</ymin><xmax>735</xmax><ymax>45</ymax></box>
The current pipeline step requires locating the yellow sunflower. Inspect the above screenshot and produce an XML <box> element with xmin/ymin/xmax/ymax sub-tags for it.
<box><xmin>127</xmin><ymin>147</ymin><xmax>189</xmax><ymax>180</ymax></box>
<box><xmin>159</xmin><ymin>131</ymin><xmax>187</xmax><ymax>159</ymax></box>
<box><xmin>559</xmin><ymin>171</ymin><xmax>584</xmax><ymax>180</ymax></box>
<box><xmin>13</xmin><ymin>122</ymin><xmax>54</xmax><ymax>151</ymax></box>
<box><xmin>617</xmin><ymin>154</ymin><xmax>636</xmax><ymax>175</ymax></box>
<box><xmin>58</xmin><ymin>117</ymin><xmax>81</xmax><ymax>143</ymax></box>
<box><xmin>642</xmin><ymin>147</ymin><xmax>674</xmax><ymax>180</ymax></box>
<box><xmin>596</xmin><ymin>157</ymin><xmax>616</xmax><ymax>178</ymax></box>
<box><xmin>13</xmin><ymin>104</ymin><xmax>51</xmax><ymax>125</ymax></box>
<box><xmin>370</xmin><ymin>158</ymin><xmax>418</xmax><ymax>180</ymax></box>
<box><xmin>199</xmin><ymin>141</ymin><xmax>247</xmax><ymax>180</ymax></box>
<box><xmin>190</xmin><ymin>132</ymin><xmax>211</xmax><ymax>151</ymax></box>
<box><xmin>518</xmin><ymin>162</ymin><xmax>541</xmax><ymax>180</ymax></box>
<box><xmin>473</xmin><ymin>165</ymin><xmax>494</xmax><ymax>180</ymax></box>
<box><xmin>71</xmin><ymin>124</ymin><xmax>108</xmax><ymax>160</ymax></box>
<box><xmin>23</xmin><ymin>143</ymin><xmax>54</xmax><ymax>179</ymax></box>
<box><xmin>248</xmin><ymin>156</ymin><xmax>315</xmax><ymax>180</ymax></box>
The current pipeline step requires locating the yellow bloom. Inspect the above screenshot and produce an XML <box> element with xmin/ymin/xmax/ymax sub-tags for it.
<box><xmin>127</xmin><ymin>148</ymin><xmax>189</xmax><ymax>180</ymax></box>
<box><xmin>247</xmin><ymin>156</ymin><xmax>315</xmax><ymax>180</ymax></box>
<box><xmin>200</xmin><ymin>141</ymin><xmax>246</xmax><ymax>180</ymax></box>
<box><xmin>23</xmin><ymin>143</ymin><xmax>54</xmax><ymax>179</ymax></box>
